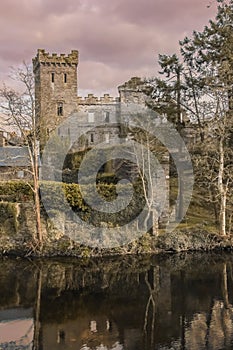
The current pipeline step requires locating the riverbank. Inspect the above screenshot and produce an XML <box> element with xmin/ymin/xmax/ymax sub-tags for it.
<box><xmin>0</xmin><ymin>181</ymin><xmax>232</xmax><ymax>258</ymax></box>
<box><xmin>1</xmin><ymin>203</ymin><xmax>233</xmax><ymax>258</ymax></box>
<box><xmin>1</xmin><ymin>227</ymin><xmax>233</xmax><ymax>258</ymax></box>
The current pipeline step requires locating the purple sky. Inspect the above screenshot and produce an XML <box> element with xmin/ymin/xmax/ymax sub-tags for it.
<box><xmin>0</xmin><ymin>0</ymin><xmax>218</xmax><ymax>96</ymax></box>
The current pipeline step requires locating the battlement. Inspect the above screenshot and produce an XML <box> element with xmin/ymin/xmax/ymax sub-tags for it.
<box><xmin>33</xmin><ymin>49</ymin><xmax>79</xmax><ymax>70</ymax></box>
<box><xmin>77</xmin><ymin>94</ymin><xmax>120</xmax><ymax>105</ymax></box>
<box><xmin>118</xmin><ymin>77</ymin><xmax>144</xmax><ymax>91</ymax></box>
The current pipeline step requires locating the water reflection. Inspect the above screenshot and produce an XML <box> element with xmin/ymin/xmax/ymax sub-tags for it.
<box><xmin>1</xmin><ymin>254</ymin><xmax>233</xmax><ymax>349</ymax></box>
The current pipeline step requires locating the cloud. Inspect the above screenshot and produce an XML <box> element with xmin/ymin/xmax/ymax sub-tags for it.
<box><xmin>0</xmin><ymin>0</ymin><xmax>218</xmax><ymax>95</ymax></box>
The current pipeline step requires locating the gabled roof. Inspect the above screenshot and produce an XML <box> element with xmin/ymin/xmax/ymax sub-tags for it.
<box><xmin>0</xmin><ymin>147</ymin><xmax>30</xmax><ymax>167</ymax></box>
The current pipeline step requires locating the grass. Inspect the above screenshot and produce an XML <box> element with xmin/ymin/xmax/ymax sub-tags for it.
<box><xmin>169</xmin><ymin>177</ymin><xmax>219</xmax><ymax>234</ymax></box>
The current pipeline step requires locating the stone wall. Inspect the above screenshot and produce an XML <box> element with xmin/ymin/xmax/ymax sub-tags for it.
<box><xmin>0</xmin><ymin>131</ymin><xmax>6</xmax><ymax>147</ymax></box>
<box><xmin>0</xmin><ymin>167</ymin><xmax>31</xmax><ymax>180</ymax></box>
<box><xmin>33</xmin><ymin>49</ymin><xmax>79</xmax><ymax>148</ymax></box>
<box><xmin>57</xmin><ymin>103</ymin><xmax>122</xmax><ymax>150</ymax></box>
<box><xmin>118</xmin><ymin>77</ymin><xmax>147</xmax><ymax>105</ymax></box>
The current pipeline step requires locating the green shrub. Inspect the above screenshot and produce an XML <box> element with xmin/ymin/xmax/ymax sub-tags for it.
<box><xmin>0</xmin><ymin>202</ymin><xmax>19</xmax><ymax>235</ymax></box>
<box><xmin>0</xmin><ymin>180</ymin><xmax>147</xmax><ymax>228</ymax></box>
<box><xmin>0</xmin><ymin>181</ymin><xmax>33</xmax><ymax>201</ymax></box>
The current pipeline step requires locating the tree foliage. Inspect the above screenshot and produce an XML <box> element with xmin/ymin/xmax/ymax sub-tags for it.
<box><xmin>148</xmin><ymin>0</ymin><xmax>233</xmax><ymax>235</ymax></box>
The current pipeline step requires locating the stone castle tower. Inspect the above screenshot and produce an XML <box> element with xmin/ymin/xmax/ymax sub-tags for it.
<box><xmin>32</xmin><ymin>49</ymin><xmax>170</xmax><ymax>229</ymax></box>
<box><xmin>32</xmin><ymin>49</ymin><xmax>79</xmax><ymax>147</ymax></box>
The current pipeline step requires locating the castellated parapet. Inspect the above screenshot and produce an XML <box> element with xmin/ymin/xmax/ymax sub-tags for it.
<box><xmin>77</xmin><ymin>94</ymin><xmax>119</xmax><ymax>105</ymax></box>
<box><xmin>32</xmin><ymin>49</ymin><xmax>78</xmax><ymax>70</ymax></box>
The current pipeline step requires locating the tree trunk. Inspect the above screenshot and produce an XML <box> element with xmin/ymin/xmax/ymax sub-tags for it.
<box><xmin>188</xmin><ymin>67</ymin><xmax>205</xmax><ymax>142</ymax></box>
<box><xmin>209</xmin><ymin>186</ymin><xmax>219</xmax><ymax>225</ymax></box>
<box><xmin>218</xmin><ymin>139</ymin><xmax>227</xmax><ymax>236</ymax></box>
<box><xmin>33</xmin><ymin>150</ymin><xmax>42</xmax><ymax>244</ymax></box>
<box><xmin>34</xmin><ymin>183</ymin><xmax>42</xmax><ymax>243</ymax></box>
<box><xmin>176</xmin><ymin>73</ymin><xmax>185</xmax><ymax>222</ymax></box>
<box><xmin>177</xmin><ymin>167</ymin><xmax>184</xmax><ymax>221</ymax></box>
<box><xmin>219</xmin><ymin>190</ymin><xmax>227</xmax><ymax>236</ymax></box>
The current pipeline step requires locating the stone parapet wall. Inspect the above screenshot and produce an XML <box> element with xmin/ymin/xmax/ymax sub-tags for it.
<box><xmin>77</xmin><ymin>94</ymin><xmax>119</xmax><ymax>105</ymax></box>
<box><xmin>33</xmin><ymin>49</ymin><xmax>78</xmax><ymax>70</ymax></box>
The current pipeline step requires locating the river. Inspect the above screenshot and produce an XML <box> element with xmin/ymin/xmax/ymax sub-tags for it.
<box><xmin>0</xmin><ymin>253</ymin><xmax>233</xmax><ymax>350</ymax></box>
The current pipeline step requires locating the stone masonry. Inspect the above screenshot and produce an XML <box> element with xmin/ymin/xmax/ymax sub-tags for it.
<box><xmin>33</xmin><ymin>49</ymin><xmax>170</xmax><ymax>228</ymax></box>
<box><xmin>33</xmin><ymin>49</ymin><xmax>79</xmax><ymax>147</ymax></box>
<box><xmin>32</xmin><ymin>50</ymin><xmax>149</xmax><ymax>149</ymax></box>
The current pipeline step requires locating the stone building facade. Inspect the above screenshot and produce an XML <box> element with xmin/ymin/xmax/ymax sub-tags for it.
<box><xmin>32</xmin><ymin>49</ymin><xmax>148</xmax><ymax>149</ymax></box>
<box><xmin>33</xmin><ymin>49</ymin><xmax>170</xmax><ymax>228</ymax></box>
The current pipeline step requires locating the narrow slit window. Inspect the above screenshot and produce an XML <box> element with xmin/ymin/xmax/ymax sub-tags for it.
<box><xmin>51</xmin><ymin>72</ymin><xmax>55</xmax><ymax>83</ymax></box>
<box><xmin>105</xmin><ymin>111</ymin><xmax>110</xmax><ymax>123</ymax></box>
<box><xmin>90</xmin><ymin>133</ymin><xmax>94</xmax><ymax>143</ymax></box>
<box><xmin>64</xmin><ymin>73</ymin><xmax>67</xmax><ymax>83</ymax></box>
<box><xmin>57</xmin><ymin>102</ymin><xmax>63</xmax><ymax>116</ymax></box>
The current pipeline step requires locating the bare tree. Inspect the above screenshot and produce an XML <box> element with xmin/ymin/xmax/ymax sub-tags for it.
<box><xmin>0</xmin><ymin>63</ymin><xmax>43</xmax><ymax>244</ymax></box>
<box><xmin>133</xmin><ymin>135</ymin><xmax>158</xmax><ymax>234</ymax></box>
<box><xmin>193</xmin><ymin>87</ymin><xmax>233</xmax><ymax>236</ymax></box>
<box><xmin>126</xmin><ymin>120</ymin><xmax>169</xmax><ymax>235</ymax></box>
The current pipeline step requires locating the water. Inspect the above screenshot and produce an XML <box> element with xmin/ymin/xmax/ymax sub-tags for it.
<box><xmin>0</xmin><ymin>253</ymin><xmax>233</xmax><ymax>350</ymax></box>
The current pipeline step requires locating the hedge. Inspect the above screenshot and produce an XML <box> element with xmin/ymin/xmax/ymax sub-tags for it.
<box><xmin>0</xmin><ymin>180</ymin><xmax>146</xmax><ymax>228</ymax></box>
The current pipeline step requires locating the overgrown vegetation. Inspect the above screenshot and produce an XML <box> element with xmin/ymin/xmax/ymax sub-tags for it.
<box><xmin>0</xmin><ymin>180</ymin><xmax>146</xmax><ymax>228</ymax></box>
<box><xmin>146</xmin><ymin>0</ymin><xmax>233</xmax><ymax>235</ymax></box>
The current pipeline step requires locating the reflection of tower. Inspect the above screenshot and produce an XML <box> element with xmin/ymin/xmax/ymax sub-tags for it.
<box><xmin>32</xmin><ymin>49</ymin><xmax>79</xmax><ymax>148</ymax></box>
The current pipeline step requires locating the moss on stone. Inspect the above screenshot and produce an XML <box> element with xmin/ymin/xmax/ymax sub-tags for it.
<box><xmin>0</xmin><ymin>202</ymin><xmax>19</xmax><ymax>236</ymax></box>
